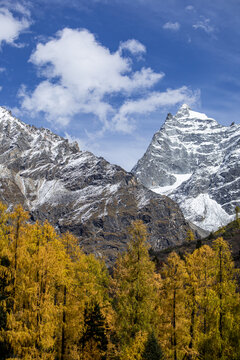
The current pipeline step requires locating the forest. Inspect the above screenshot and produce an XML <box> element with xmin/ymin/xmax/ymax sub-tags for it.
<box><xmin>0</xmin><ymin>202</ymin><xmax>239</xmax><ymax>360</ymax></box>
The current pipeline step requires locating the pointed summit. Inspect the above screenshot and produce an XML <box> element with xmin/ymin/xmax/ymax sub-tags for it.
<box><xmin>179</xmin><ymin>103</ymin><xmax>191</xmax><ymax>111</ymax></box>
<box><xmin>175</xmin><ymin>104</ymin><xmax>213</xmax><ymax>121</ymax></box>
<box><xmin>175</xmin><ymin>103</ymin><xmax>191</xmax><ymax>118</ymax></box>
<box><xmin>0</xmin><ymin>106</ymin><xmax>19</xmax><ymax>126</ymax></box>
<box><xmin>0</xmin><ymin>106</ymin><xmax>10</xmax><ymax>117</ymax></box>
<box><xmin>0</xmin><ymin>105</ymin><xmax>192</xmax><ymax>263</ymax></box>
<box><xmin>132</xmin><ymin>106</ymin><xmax>240</xmax><ymax>231</ymax></box>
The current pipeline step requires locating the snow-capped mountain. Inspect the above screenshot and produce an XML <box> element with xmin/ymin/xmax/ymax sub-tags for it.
<box><xmin>0</xmin><ymin>106</ymin><xmax>191</xmax><ymax>263</ymax></box>
<box><xmin>132</xmin><ymin>104</ymin><xmax>240</xmax><ymax>231</ymax></box>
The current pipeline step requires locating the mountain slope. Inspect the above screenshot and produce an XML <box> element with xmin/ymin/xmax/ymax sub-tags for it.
<box><xmin>132</xmin><ymin>104</ymin><xmax>240</xmax><ymax>231</ymax></box>
<box><xmin>0</xmin><ymin>106</ymin><xmax>191</xmax><ymax>263</ymax></box>
<box><xmin>151</xmin><ymin>219</ymin><xmax>240</xmax><ymax>270</ymax></box>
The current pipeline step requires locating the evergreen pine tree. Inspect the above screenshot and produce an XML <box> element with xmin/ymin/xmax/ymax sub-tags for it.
<box><xmin>142</xmin><ymin>332</ymin><xmax>164</xmax><ymax>360</ymax></box>
<box><xmin>80</xmin><ymin>301</ymin><xmax>108</xmax><ymax>360</ymax></box>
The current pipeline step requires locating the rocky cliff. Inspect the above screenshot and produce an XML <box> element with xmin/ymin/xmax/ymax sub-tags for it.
<box><xmin>0</xmin><ymin>106</ymin><xmax>191</xmax><ymax>263</ymax></box>
<box><xmin>133</xmin><ymin>104</ymin><xmax>240</xmax><ymax>231</ymax></box>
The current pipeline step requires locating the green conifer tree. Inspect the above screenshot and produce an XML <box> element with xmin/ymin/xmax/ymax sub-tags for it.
<box><xmin>142</xmin><ymin>332</ymin><xmax>164</xmax><ymax>360</ymax></box>
<box><xmin>80</xmin><ymin>301</ymin><xmax>108</xmax><ymax>360</ymax></box>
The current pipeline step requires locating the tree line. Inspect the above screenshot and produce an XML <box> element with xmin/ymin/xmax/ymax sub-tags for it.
<box><xmin>0</xmin><ymin>202</ymin><xmax>239</xmax><ymax>359</ymax></box>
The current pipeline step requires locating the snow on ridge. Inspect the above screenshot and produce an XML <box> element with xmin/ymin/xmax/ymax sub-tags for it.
<box><xmin>0</xmin><ymin>107</ymin><xmax>67</xmax><ymax>150</ymax></box>
<box><xmin>177</xmin><ymin>104</ymin><xmax>213</xmax><ymax>121</ymax></box>
<box><xmin>0</xmin><ymin>106</ymin><xmax>7</xmax><ymax>116</ymax></box>
<box><xmin>151</xmin><ymin>173</ymin><xmax>192</xmax><ymax>195</ymax></box>
<box><xmin>132</xmin><ymin>104</ymin><xmax>240</xmax><ymax>231</ymax></box>
<box><xmin>188</xmin><ymin>109</ymin><xmax>209</xmax><ymax>120</ymax></box>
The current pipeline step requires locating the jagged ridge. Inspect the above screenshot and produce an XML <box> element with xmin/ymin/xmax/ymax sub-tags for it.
<box><xmin>0</xmin><ymin>106</ymin><xmax>191</xmax><ymax>264</ymax></box>
<box><xmin>132</xmin><ymin>104</ymin><xmax>240</xmax><ymax>231</ymax></box>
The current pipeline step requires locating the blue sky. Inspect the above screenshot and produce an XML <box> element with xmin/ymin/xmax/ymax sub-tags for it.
<box><xmin>0</xmin><ymin>0</ymin><xmax>240</xmax><ymax>170</ymax></box>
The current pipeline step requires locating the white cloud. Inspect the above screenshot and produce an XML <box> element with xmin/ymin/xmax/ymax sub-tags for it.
<box><xmin>19</xmin><ymin>27</ymin><xmax>199</xmax><ymax>135</ymax></box>
<box><xmin>163</xmin><ymin>22</ymin><xmax>180</xmax><ymax>31</ymax></box>
<box><xmin>20</xmin><ymin>28</ymin><xmax>163</xmax><ymax>127</ymax></box>
<box><xmin>193</xmin><ymin>18</ymin><xmax>215</xmax><ymax>34</ymax></box>
<box><xmin>119</xmin><ymin>39</ymin><xmax>146</xmax><ymax>55</ymax></box>
<box><xmin>0</xmin><ymin>6</ymin><xmax>31</xmax><ymax>47</ymax></box>
<box><xmin>112</xmin><ymin>87</ymin><xmax>200</xmax><ymax>133</ymax></box>
<box><xmin>11</xmin><ymin>2</ymin><xmax>31</xmax><ymax>17</ymax></box>
<box><xmin>19</xmin><ymin>81</ymin><xmax>82</xmax><ymax>126</ymax></box>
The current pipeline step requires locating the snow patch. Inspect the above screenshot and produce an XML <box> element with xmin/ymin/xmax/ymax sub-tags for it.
<box><xmin>137</xmin><ymin>190</ymin><xmax>150</xmax><ymax>209</ymax></box>
<box><xmin>32</xmin><ymin>179</ymin><xmax>68</xmax><ymax>207</ymax></box>
<box><xmin>151</xmin><ymin>173</ymin><xmax>192</xmax><ymax>195</ymax></box>
<box><xmin>0</xmin><ymin>165</ymin><xmax>12</xmax><ymax>178</ymax></box>
<box><xmin>180</xmin><ymin>193</ymin><xmax>233</xmax><ymax>231</ymax></box>
<box><xmin>188</xmin><ymin>109</ymin><xmax>209</xmax><ymax>120</ymax></box>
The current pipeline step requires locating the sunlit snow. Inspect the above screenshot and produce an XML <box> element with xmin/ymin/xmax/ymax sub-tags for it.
<box><xmin>151</xmin><ymin>173</ymin><xmax>192</xmax><ymax>195</ymax></box>
<box><xmin>180</xmin><ymin>194</ymin><xmax>234</xmax><ymax>231</ymax></box>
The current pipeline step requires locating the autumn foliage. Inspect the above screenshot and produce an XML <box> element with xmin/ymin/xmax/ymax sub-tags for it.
<box><xmin>0</xmin><ymin>202</ymin><xmax>239</xmax><ymax>359</ymax></box>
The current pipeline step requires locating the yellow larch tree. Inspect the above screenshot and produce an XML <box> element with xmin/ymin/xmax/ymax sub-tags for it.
<box><xmin>4</xmin><ymin>205</ymin><xmax>32</xmax><ymax>359</ymax></box>
<box><xmin>0</xmin><ymin>202</ymin><xmax>12</xmax><ymax>358</ymax></box>
<box><xmin>3</xmin><ymin>216</ymin><xmax>68</xmax><ymax>360</ymax></box>
<box><xmin>54</xmin><ymin>231</ymin><xmax>111</xmax><ymax>360</ymax></box>
<box><xmin>184</xmin><ymin>245</ymin><xmax>216</xmax><ymax>360</ymax></box>
<box><xmin>159</xmin><ymin>252</ymin><xmax>188</xmax><ymax>360</ymax></box>
<box><xmin>186</xmin><ymin>230</ymin><xmax>195</xmax><ymax>243</ymax></box>
<box><xmin>113</xmin><ymin>220</ymin><xmax>160</xmax><ymax>360</ymax></box>
<box><xmin>211</xmin><ymin>237</ymin><xmax>240</xmax><ymax>359</ymax></box>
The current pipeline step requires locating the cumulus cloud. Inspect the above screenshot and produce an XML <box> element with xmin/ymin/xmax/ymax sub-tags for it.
<box><xmin>119</xmin><ymin>39</ymin><xmax>146</xmax><ymax>55</ymax></box>
<box><xmin>193</xmin><ymin>18</ymin><xmax>215</xmax><ymax>34</ymax></box>
<box><xmin>19</xmin><ymin>27</ymin><xmax>199</xmax><ymax>134</ymax></box>
<box><xmin>112</xmin><ymin>87</ymin><xmax>200</xmax><ymax>132</ymax></box>
<box><xmin>0</xmin><ymin>5</ymin><xmax>31</xmax><ymax>47</ymax></box>
<box><xmin>163</xmin><ymin>22</ymin><xmax>180</xmax><ymax>31</ymax></box>
<box><xmin>20</xmin><ymin>28</ymin><xmax>163</xmax><ymax>127</ymax></box>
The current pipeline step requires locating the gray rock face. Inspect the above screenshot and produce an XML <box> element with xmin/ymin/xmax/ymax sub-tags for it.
<box><xmin>132</xmin><ymin>104</ymin><xmax>240</xmax><ymax>231</ymax></box>
<box><xmin>0</xmin><ymin>106</ymin><xmax>191</xmax><ymax>264</ymax></box>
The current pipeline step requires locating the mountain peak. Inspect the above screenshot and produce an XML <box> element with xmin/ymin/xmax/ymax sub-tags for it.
<box><xmin>0</xmin><ymin>106</ymin><xmax>11</xmax><ymax>118</ymax></box>
<box><xmin>175</xmin><ymin>105</ymin><xmax>213</xmax><ymax>122</ymax></box>
<box><xmin>175</xmin><ymin>103</ymin><xmax>191</xmax><ymax>117</ymax></box>
<box><xmin>0</xmin><ymin>105</ymin><xmax>191</xmax><ymax>263</ymax></box>
<box><xmin>132</xmin><ymin>107</ymin><xmax>240</xmax><ymax>231</ymax></box>
<box><xmin>179</xmin><ymin>103</ymin><xmax>191</xmax><ymax>111</ymax></box>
